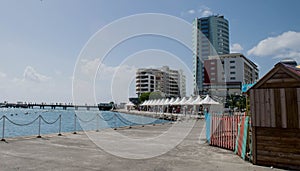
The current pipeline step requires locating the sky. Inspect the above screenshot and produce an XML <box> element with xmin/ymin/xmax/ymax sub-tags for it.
<box><xmin>0</xmin><ymin>0</ymin><xmax>299</xmax><ymax>104</ymax></box>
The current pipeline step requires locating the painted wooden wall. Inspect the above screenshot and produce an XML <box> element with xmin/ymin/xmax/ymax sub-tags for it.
<box><xmin>250</xmin><ymin>87</ymin><xmax>300</xmax><ymax>170</ymax></box>
<box><xmin>250</xmin><ymin>88</ymin><xmax>300</xmax><ymax>129</ymax></box>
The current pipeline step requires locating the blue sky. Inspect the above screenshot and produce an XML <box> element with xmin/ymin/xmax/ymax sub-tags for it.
<box><xmin>0</xmin><ymin>0</ymin><xmax>299</xmax><ymax>104</ymax></box>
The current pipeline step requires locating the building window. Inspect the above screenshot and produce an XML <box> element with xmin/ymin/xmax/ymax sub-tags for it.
<box><xmin>230</xmin><ymin>66</ymin><xmax>235</xmax><ymax>69</ymax></box>
<box><xmin>230</xmin><ymin>77</ymin><xmax>236</xmax><ymax>80</ymax></box>
<box><xmin>211</xmin><ymin>67</ymin><xmax>215</xmax><ymax>70</ymax></box>
<box><xmin>230</xmin><ymin>61</ymin><xmax>235</xmax><ymax>63</ymax></box>
<box><xmin>230</xmin><ymin>72</ymin><xmax>235</xmax><ymax>74</ymax></box>
<box><xmin>211</xmin><ymin>72</ymin><xmax>215</xmax><ymax>75</ymax></box>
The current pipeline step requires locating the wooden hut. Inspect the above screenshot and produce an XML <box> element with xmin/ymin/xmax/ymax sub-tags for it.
<box><xmin>248</xmin><ymin>62</ymin><xmax>300</xmax><ymax>170</ymax></box>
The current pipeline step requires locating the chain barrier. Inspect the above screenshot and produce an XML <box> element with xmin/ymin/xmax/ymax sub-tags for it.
<box><xmin>1</xmin><ymin>112</ymin><xmax>165</xmax><ymax>142</ymax></box>
<box><xmin>98</xmin><ymin>114</ymin><xmax>114</xmax><ymax>122</ymax></box>
<box><xmin>1</xmin><ymin>114</ymin><xmax>62</xmax><ymax>141</ymax></box>
<box><xmin>114</xmin><ymin>114</ymin><xmax>135</xmax><ymax>125</ymax></box>
<box><xmin>115</xmin><ymin>113</ymin><xmax>159</xmax><ymax>126</ymax></box>
<box><xmin>76</xmin><ymin>114</ymin><xmax>98</xmax><ymax>123</ymax></box>
<box><xmin>40</xmin><ymin>115</ymin><xmax>61</xmax><ymax>125</ymax></box>
<box><xmin>5</xmin><ymin>115</ymin><xmax>40</xmax><ymax>127</ymax></box>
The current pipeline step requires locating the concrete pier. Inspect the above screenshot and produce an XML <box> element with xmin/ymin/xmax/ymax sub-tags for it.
<box><xmin>0</xmin><ymin>120</ymin><xmax>280</xmax><ymax>171</ymax></box>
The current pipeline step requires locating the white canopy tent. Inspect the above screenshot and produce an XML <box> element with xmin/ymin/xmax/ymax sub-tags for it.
<box><xmin>191</xmin><ymin>95</ymin><xmax>203</xmax><ymax>115</ymax></box>
<box><xmin>184</xmin><ymin>96</ymin><xmax>195</xmax><ymax>105</ymax></box>
<box><xmin>150</xmin><ymin>99</ymin><xmax>158</xmax><ymax>106</ymax></box>
<box><xmin>192</xmin><ymin>95</ymin><xmax>202</xmax><ymax>105</ymax></box>
<box><xmin>167</xmin><ymin>98</ymin><xmax>175</xmax><ymax>105</ymax></box>
<box><xmin>183</xmin><ymin>96</ymin><xmax>195</xmax><ymax>114</ymax></box>
<box><xmin>171</xmin><ymin>97</ymin><xmax>181</xmax><ymax>105</ymax></box>
<box><xmin>125</xmin><ymin>101</ymin><xmax>135</xmax><ymax>110</ymax></box>
<box><xmin>140</xmin><ymin>100</ymin><xmax>147</xmax><ymax>106</ymax></box>
<box><xmin>163</xmin><ymin>98</ymin><xmax>170</xmax><ymax>106</ymax></box>
<box><xmin>145</xmin><ymin>100</ymin><xmax>151</xmax><ymax>105</ymax></box>
<box><xmin>125</xmin><ymin>101</ymin><xmax>135</xmax><ymax>106</ymax></box>
<box><xmin>178</xmin><ymin>97</ymin><xmax>188</xmax><ymax>105</ymax></box>
<box><xmin>200</xmin><ymin>95</ymin><xmax>220</xmax><ymax>105</ymax></box>
<box><xmin>199</xmin><ymin>95</ymin><xmax>222</xmax><ymax>114</ymax></box>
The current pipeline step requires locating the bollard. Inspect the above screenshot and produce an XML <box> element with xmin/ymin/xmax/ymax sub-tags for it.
<box><xmin>1</xmin><ymin>116</ymin><xmax>5</xmax><ymax>141</ymax></box>
<box><xmin>96</xmin><ymin>114</ymin><xmax>99</xmax><ymax>132</ymax></box>
<box><xmin>113</xmin><ymin>114</ymin><xmax>117</xmax><ymax>130</ymax></box>
<box><xmin>58</xmin><ymin>115</ymin><xmax>62</xmax><ymax>136</ymax></box>
<box><xmin>73</xmin><ymin>114</ymin><xmax>77</xmax><ymax>134</ymax></box>
<box><xmin>37</xmin><ymin>116</ymin><xmax>42</xmax><ymax>138</ymax></box>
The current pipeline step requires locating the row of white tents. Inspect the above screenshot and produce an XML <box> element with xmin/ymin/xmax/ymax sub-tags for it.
<box><xmin>139</xmin><ymin>95</ymin><xmax>220</xmax><ymax>106</ymax></box>
<box><xmin>125</xmin><ymin>95</ymin><xmax>222</xmax><ymax>114</ymax></box>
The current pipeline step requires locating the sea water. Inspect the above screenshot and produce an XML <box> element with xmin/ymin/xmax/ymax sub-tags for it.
<box><xmin>0</xmin><ymin>108</ymin><xmax>167</xmax><ymax>138</ymax></box>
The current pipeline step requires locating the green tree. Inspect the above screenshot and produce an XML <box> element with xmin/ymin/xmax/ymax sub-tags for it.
<box><xmin>139</xmin><ymin>92</ymin><xmax>151</xmax><ymax>103</ymax></box>
<box><xmin>227</xmin><ymin>95</ymin><xmax>246</xmax><ymax>111</ymax></box>
<box><xmin>138</xmin><ymin>91</ymin><xmax>164</xmax><ymax>104</ymax></box>
<box><xmin>149</xmin><ymin>91</ymin><xmax>164</xmax><ymax>100</ymax></box>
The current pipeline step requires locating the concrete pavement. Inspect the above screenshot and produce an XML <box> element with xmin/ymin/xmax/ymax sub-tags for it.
<box><xmin>0</xmin><ymin>120</ymin><xmax>281</xmax><ymax>171</ymax></box>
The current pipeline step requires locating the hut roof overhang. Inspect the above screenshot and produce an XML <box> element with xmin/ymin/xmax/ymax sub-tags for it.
<box><xmin>248</xmin><ymin>62</ymin><xmax>300</xmax><ymax>91</ymax></box>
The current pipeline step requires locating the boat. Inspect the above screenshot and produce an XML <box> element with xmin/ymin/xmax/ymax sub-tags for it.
<box><xmin>98</xmin><ymin>103</ymin><xmax>114</xmax><ymax>111</ymax></box>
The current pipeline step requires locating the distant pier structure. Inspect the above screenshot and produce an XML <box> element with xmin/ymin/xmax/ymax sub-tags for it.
<box><xmin>0</xmin><ymin>103</ymin><xmax>98</xmax><ymax>110</ymax></box>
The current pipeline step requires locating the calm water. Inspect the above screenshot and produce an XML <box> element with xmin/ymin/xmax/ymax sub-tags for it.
<box><xmin>0</xmin><ymin>108</ymin><xmax>168</xmax><ymax>138</ymax></box>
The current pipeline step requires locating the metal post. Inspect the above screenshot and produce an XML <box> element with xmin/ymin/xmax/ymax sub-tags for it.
<box><xmin>113</xmin><ymin>114</ymin><xmax>117</xmax><ymax>130</ymax></box>
<box><xmin>1</xmin><ymin>116</ymin><xmax>5</xmax><ymax>141</ymax></box>
<box><xmin>58</xmin><ymin>115</ymin><xmax>62</xmax><ymax>136</ymax></box>
<box><xmin>73</xmin><ymin>114</ymin><xmax>77</xmax><ymax>134</ymax></box>
<box><xmin>37</xmin><ymin>116</ymin><xmax>41</xmax><ymax>138</ymax></box>
<box><xmin>96</xmin><ymin>114</ymin><xmax>99</xmax><ymax>132</ymax></box>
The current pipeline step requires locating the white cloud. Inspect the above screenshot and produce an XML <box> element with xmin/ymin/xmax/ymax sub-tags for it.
<box><xmin>0</xmin><ymin>72</ymin><xmax>6</xmax><ymax>79</ymax></box>
<box><xmin>80</xmin><ymin>58</ymin><xmax>101</xmax><ymax>78</ymax></box>
<box><xmin>230</xmin><ymin>43</ymin><xmax>244</xmax><ymax>53</ymax></box>
<box><xmin>182</xmin><ymin>5</ymin><xmax>213</xmax><ymax>17</ymax></box>
<box><xmin>188</xmin><ymin>9</ymin><xmax>195</xmax><ymax>14</ymax></box>
<box><xmin>198</xmin><ymin>6</ymin><xmax>213</xmax><ymax>17</ymax></box>
<box><xmin>23</xmin><ymin>66</ymin><xmax>50</xmax><ymax>83</ymax></box>
<box><xmin>248</xmin><ymin>31</ymin><xmax>300</xmax><ymax>60</ymax></box>
<box><xmin>74</xmin><ymin>58</ymin><xmax>137</xmax><ymax>104</ymax></box>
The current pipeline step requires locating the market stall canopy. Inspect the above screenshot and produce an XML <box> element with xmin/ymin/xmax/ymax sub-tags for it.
<box><xmin>154</xmin><ymin>99</ymin><xmax>163</xmax><ymax>106</ymax></box>
<box><xmin>184</xmin><ymin>96</ymin><xmax>195</xmax><ymax>105</ymax></box>
<box><xmin>125</xmin><ymin>101</ymin><xmax>135</xmax><ymax>106</ymax></box>
<box><xmin>149</xmin><ymin>99</ymin><xmax>158</xmax><ymax>106</ymax></box>
<box><xmin>171</xmin><ymin>97</ymin><xmax>181</xmax><ymax>105</ymax></box>
<box><xmin>192</xmin><ymin>95</ymin><xmax>202</xmax><ymax>105</ymax></box>
<box><xmin>200</xmin><ymin>95</ymin><xmax>220</xmax><ymax>105</ymax></box>
<box><xmin>167</xmin><ymin>98</ymin><xmax>175</xmax><ymax>105</ymax></box>
<box><xmin>178</xmin><ymin>97</ymin><xmax>188</xmax><ymax>105</ymax></box>
<box><xmin>157</xmin><ymin>99</ymin><xmax>166</xmax><ymax>105</ymax></box>
<box><xmin>163</xmin><ymin>98</ymin><xmax>170</xmax><ymax>105</ymax></box>
<box><xmin>140</xmin><ymin>100</ymin><xmax>147</xmax><ymax>106</ymax></box>
<box><xmin>146</xmin><ymin>100</ymin><xmax>153</xmax><ymax>106</ymax></box>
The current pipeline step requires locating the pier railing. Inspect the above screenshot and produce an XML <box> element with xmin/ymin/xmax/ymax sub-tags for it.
<box><xmin>0</xmin><ymin>113</ymin><xmax>165</xmax><ymax>141</ymax></box>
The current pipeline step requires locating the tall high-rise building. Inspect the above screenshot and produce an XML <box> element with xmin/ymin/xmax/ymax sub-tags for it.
<box><xmin>193</xmin><ymin>15</ymin><xmax>230</xmax><ymax>95</ymax></box>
